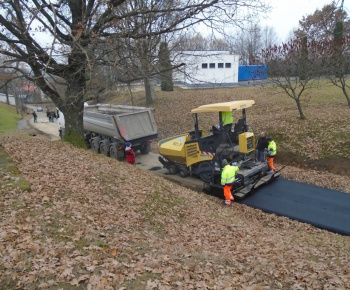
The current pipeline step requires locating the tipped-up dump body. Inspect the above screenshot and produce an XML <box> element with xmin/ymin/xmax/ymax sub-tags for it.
<box><xmin>83</xmin><ymin>104</ymin><xmax>157</xmax><ymax>158</ymax></box>
<box><xmin>59</xmin><ymin>103</ymin><xmax>157</xmax><ymax>160</ymax></box>
<box><xmin>84</xmin><ymin>104</ymin><xmax>157</xmax><ymax>142</ymax></box>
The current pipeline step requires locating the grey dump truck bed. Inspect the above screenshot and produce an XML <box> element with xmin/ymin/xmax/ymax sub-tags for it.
<box><xmin>84</xmin><ymin>104</ymin><xmax>157</xmax><ymax>142</ymax></box>
<box><xmin>82</xmin><ymin>104</ymin><xmax>157</xmax><ymax>157</ymax></box>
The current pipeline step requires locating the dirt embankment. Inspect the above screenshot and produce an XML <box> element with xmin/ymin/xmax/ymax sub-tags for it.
<box><xmin>278</xmin><ymin>151</ymin><xmax>350</xmax><ymax>177</ymax></box>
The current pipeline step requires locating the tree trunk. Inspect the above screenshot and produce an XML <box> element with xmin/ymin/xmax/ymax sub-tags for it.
<box><xmin>14</xmin><ymin>93</ymin><xmax>22</xmax><ymax>115</ymax></box>
<box><xmin>56</xmin><ymin>48</ymin><xmax>87</xmax><ymax>148</ymax></box>
<box><xmin>341</xmin><ymin>82</ymin><xmax>350</xmax><ymax>106</ymax></box>
<box><xmin>144</xmin><ymin>77</ymin><xmax>153</xmax><ymax>105</ymax></box>
<box><xmin>295</xmin><ymin>98</ymin><xmax>306</xmax><ymax>119</ymax></box>
<box><xmin>61</xmin><ymin>99</ymin><xmax>86</xmax><ymax>148</ymax></box>
<box><xmin>5</xmin><ymin>84</ymin><xmax>10</xmax><ymax>105</ymax></box>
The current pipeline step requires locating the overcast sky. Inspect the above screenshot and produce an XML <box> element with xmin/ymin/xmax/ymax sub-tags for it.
<box><xmin>261</xmin><ymin>0</ymin><xmax>350</xmax><ymax>42</ymax></box>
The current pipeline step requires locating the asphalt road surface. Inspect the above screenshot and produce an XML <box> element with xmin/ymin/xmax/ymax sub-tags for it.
<box><xmin>23</xmin><ymin>111</ymin><xmax>350</xmax><ymax>236</ymax></box>
<box><xmin>241</xmin><ymin>178</ymin><xmax>350</xmax><ymax>236</ymax></box>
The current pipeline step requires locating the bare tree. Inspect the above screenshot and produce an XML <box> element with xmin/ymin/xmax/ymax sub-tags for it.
<box><xmin>0</xmin><ymin>0</ymin><xmax>269</xmax><ymax>147</ymax></box>
<box><xmin>321</xmin><ymin>25</ymin><xmax>350</xmax><ymax>106</ymax></box>
<box><xmin>0</xmin><ymin>59</ymin><xmax>31</xmax><ymax>114</ymax></box>
<box><xmin>0</xmin><ymin>71</ymin><xmax>12</xmax><ymax>105</ymax></box>
<box><xmin>261</xmin><ymin>26</ymin><xmax>279</xmax><ymax>49</ymax></box>
<box><xmin>158</xmin><ymin>42</ymin><xmax>173</xmax><ymax>91</ymax></box>
<box><xmin>262</xmin><ymin>38</ymin><xmax>324</xmax><ymax>119</ymax></box>
<box><xmin>173</xmin><ymin>33</ymin><xmax>210</xmax><ymax>51</ymax></box>
<box><xmin>98</xmin><ymin>0</ymin><xmax>176</xmax><ymax>104</ymax></box>
<box><xmin>231</xmin><ymin>23</ymin><xmax>278</xmax><ymax>65</ymax></box>
<box><xmin>294</xmin><ymin>1</ymin><xmax>350</xmax><ymax>42</ymax></box>
<box><xmin>294</xmin><ymin>1</ymin><xmax>350</xmax><ymax>106</ymax></box>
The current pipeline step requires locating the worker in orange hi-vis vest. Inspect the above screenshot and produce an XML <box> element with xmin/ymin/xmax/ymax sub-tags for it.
<box><xmin>266</xmin><ymin>137</ymin><xmax>277</xmax><ymax>173</ymax></box>
<box><xmin>221</xmin><ymin>159</ymin><xmax>239</xmax><ymax>205</ymax></box>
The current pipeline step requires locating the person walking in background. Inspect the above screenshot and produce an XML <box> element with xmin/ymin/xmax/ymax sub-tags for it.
<box><xmin>221</xmin><ymin>159</ymin><xmax>239</xmax><ymax>205</ymax></box>
<box><xmin>50</xmin><ymin>112</ymin><xmax>56</xmax><ymax>123</ymax></box>
<box><xmin>266</xmin><ymin>137</ymin><xmax>277</xmax><ymax>173</ymax></box>
<box><xmin>256</xmin><ymin>132</ymin><xmax>268</xmax><ymax>162</ymax></box>
<box><xmin>32</xmin><ymin>110</ymin><xmax>38</xmax><ymax>123</ymax></box>
<box><xmin>124</xmin><ymin>142</ymin><xmax>135</xmax><ymax>165</ymax></box>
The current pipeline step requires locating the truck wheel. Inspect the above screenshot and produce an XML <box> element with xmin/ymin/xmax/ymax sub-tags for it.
<box><xmin>110</xmin><ymin>144</ymin><xmax>124</xmax><ymax>161</ymax></box>
<box><xmin>198</xmin><ymin>161</ymin><xmax>213</xmax><ymax>183</ymax></box>
<box><xmin>168</xmin><ymin>165</ymin><xmax>178</xmax><ymax>175</ymax></box>
<box><xmin>178</xmin><ymin>166</ymin><xmax>189</xmax><ymax>178</ymax></box>
<box><xmin>91</xmin><ymin>138</ymin><xmax>100</xmax><ymax>153</ymax></box>
<box><xmin>100</xmin><ymin>141</ymin><xmax>110</xmax><ymax>156</ymax></box>
<box><xmin>140</xmin><ymin>142</ymin><xmax>151</xmax><ymax>154</ymax></box>
<box><xmin>84</xmin><ymin>139</ymin><xmax>91</xmax><ymax>149</ymax></box>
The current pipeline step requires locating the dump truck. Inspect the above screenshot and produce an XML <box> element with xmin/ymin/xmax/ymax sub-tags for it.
<box><xmin>158</xmin><ymin>100</ymin><xmax>280</xmax><ymax>199</ymax></box>
<box><xmin>58</xmin><ymin>103</ymin><xmax>158</xmax><ymax>160</ymax></box>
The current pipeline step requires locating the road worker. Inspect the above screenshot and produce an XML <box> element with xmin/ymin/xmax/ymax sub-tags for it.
<box><xmin>221</xmin><ymin>111</ymin><xmax>234</xmax><ymax>132</ymax></box>
<box><xmin>124</xmin><ymin>142</ymin><xmax>136</xmax><ymax>165</ymax></box>
<box><xmin>266</xmin><ymin>137</ymin><xmax>277</xmax><ymax>173</ymax></box>
<box><xmin>256</xmin><ymin>131</ymin><xmax>268</xmax><ymax>162</ymax></box>
<box><xmin>221</xmin><ymin>159</ymin><xmax>239</xmax><ymax>205</ymax></box>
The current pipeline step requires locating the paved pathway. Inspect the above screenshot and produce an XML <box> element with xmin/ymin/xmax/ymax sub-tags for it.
<box><xmin>241</xmin><ymin>178</ymin><xmax>350</xmax><ymax>236</ymax></box>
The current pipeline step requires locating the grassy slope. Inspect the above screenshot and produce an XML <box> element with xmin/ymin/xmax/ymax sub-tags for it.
<box><xmin>0</xmin><ymin>103</ymin><xmax>31</xmax><ymax>194</ymax></box>
<box><xmin>0</xmin><ymin>103</ymin><xmax>22</xmax><ymax>134</ymax></box>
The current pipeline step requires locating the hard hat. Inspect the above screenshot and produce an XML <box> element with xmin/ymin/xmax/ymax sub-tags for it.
<box><xmin>232</xmin><ymin>162</ymin><xmax>238</xmax><ymax>166</ymax></box>
<box><xmin>125</xmin><ymin>142</ymin><xmax>131</xmax><ymax>147</ymax></box>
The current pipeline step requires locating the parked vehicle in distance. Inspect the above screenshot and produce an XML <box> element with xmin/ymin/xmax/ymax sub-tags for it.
<box><xmin>37</xmin><ymin>106</ymin><xmax>43</xmax><ymax>112</ymax></box>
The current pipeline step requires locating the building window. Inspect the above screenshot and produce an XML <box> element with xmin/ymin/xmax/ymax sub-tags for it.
<box><xmin>225</xmin><ymin>63</ymin><xmax>231</xmax><ymax>68</ymax></box>
<box><xmin>209</xmin><ymin>63</ymin><xmax>215</xmax><ymax>69</ymax></box>
<box><xmin>218</xmin><ymin>63</ymin><xmax>224</xmax><ymax>68</ymax></box>
<box><xmin>202</xmin><ymin>63</ymin><xmax>208</xmax><ymax>69</ymax></box>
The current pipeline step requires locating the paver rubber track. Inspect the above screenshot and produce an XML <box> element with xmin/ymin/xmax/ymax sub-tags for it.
<box><xmin>241</xmin><ymin>178</ymin><xmax>350</xmax><ymax>236</ymax></box>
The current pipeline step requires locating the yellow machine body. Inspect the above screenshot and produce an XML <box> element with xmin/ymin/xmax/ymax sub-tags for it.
<box><xmin>239</xmin><ymin>132</ymin><xmax>256</xmax><ymax>153</ymax></box>
<box><xmin>158</xmin><ymin>100</ymin><xmax>256</xmax><ymax>176</ymax></box>
<box><xmin>158</xmin><ymin>134</ymin><xmax>189</xmax><ymax>165</ymax></box>
<box><xmin>158</xmin><ymin>132</ymin><xmax>214</xmax><ymax>167</ymax></box>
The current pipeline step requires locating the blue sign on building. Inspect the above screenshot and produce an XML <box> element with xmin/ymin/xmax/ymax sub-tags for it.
<box><xmin>238</xmin><ymin>65</ymin><xmax>268</xmax><ymax>81</ymax></box>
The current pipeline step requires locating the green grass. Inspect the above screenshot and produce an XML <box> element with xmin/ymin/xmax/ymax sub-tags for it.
<box><xmin>0</xmin><ymin>104</ymin><xmax>31</xmax><ymax>191</ymax></box>
<box><xmin>0</xmin><ymin>103</ymin><xmax>22</xmax><ymax>134</ymax></box>
<box><xmin>0</xmin><ymin>147</ymin><xmax>31</xmax><ymax>192</ymax></box>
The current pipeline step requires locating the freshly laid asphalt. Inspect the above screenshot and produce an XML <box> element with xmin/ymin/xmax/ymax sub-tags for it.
<box><xmin>22</xmin><ymin>111</ymin><xmax>350</xmax><ymax>236</ymax></box>
<box><xmin>241</xmin><ymin>178</ymin><xmax>350</xmax><ymax>236</ymax></box>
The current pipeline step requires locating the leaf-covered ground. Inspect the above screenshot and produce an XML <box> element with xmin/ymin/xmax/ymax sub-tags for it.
<box><xmin>1</xmin><ymin>84</ymin><xmax>350</xmax><ymax>288</ymax></box>
<box><xmin>1</xmin><ymin>135</ymin><xmax>350</xmax><ymax>289</ymax></box>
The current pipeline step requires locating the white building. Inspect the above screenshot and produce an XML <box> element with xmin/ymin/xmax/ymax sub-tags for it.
<box><xmin>172</xmin><ymin>51</ymin><xmax>239</xmax><ymax>87</ymax></box>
